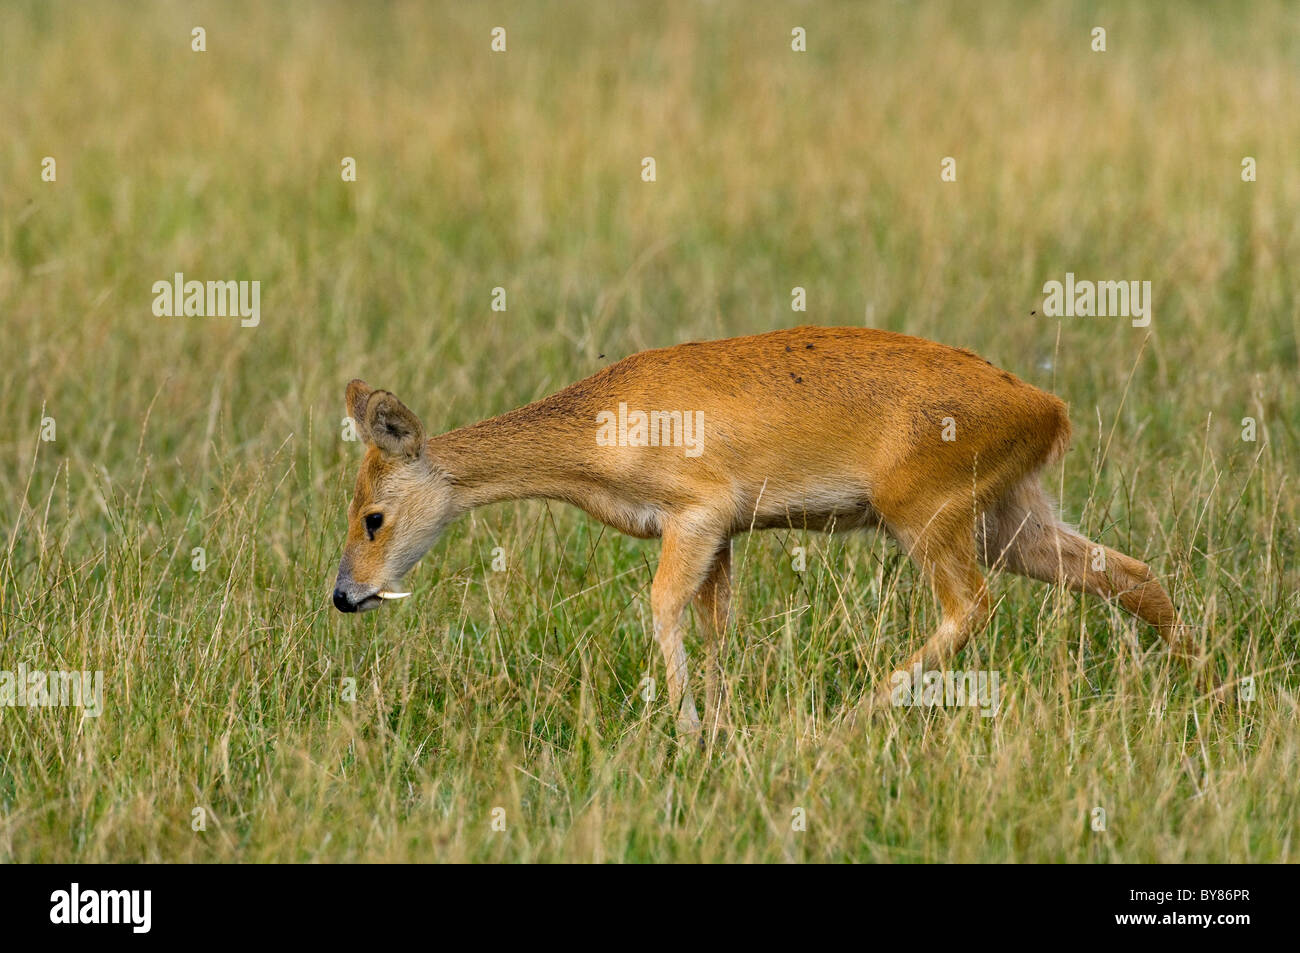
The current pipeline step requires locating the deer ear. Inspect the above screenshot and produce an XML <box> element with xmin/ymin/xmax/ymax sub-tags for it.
<box><xmin>365</xmin><ymin>390</ymin><xmax>426</xmax><ymax>459</ymax></box>
<box><xmin>345</xmin><ymin>379</ymin><xmax>373</xmax><ymax>443</ymax></box>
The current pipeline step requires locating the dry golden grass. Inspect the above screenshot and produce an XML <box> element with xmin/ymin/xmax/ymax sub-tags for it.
<box><xmin>0</xmin><ymin>0</ymin><xmax>1296</xmax><ymax>861</ymax></box>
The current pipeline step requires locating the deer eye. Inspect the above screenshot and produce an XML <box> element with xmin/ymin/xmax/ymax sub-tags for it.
<box><xmin>364</xmin><ymin>512</ymin><xmax>383</xmax><ymax>539</ymax></box>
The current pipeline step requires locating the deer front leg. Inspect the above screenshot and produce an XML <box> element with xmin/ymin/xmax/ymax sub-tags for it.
<box><xmin>651</xmin><ymin>518</ymin><xmax>725</xmax><ymax>737</ymax></box>
<box><xmin>693</xmin><ymin>539</ymin><xmax>733</xmax><ymax>745</ymax></box>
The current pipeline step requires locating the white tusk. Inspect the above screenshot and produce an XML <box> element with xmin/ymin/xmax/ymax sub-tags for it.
<box><xmin>377</xmin><ymin>591</ymin><xmax>411</xmax><ymax>600</ymax></box>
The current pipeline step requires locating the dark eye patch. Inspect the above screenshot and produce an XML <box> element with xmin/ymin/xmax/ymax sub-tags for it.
<box><xmin>364</xmin><ymin>512</ymin><xmax>383</xmax><ymax>539</ymax></box>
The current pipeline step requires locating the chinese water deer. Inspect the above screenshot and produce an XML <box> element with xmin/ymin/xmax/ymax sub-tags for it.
<box><xmin>333</xmin><ymin>325</ymin><xmax>1210</xmax><ymax>738</ymax></box>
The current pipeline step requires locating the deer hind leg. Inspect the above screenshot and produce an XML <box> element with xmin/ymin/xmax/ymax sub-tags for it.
<box><xmin>652</xmin><ymin>518</ymin><xmax>728</xmax><ymax>736</ymax></box>
<box><xmin>867</xmin><ymin>513</ymin><xmax>993</xmax><ymax>712</ymax></box>
<box><xmin>692</xmin><ymin>539</ymin><xmax>733</xmax><ymax>745</ymax></box>
<box><xmin>979</xmin><ymin>479</ymin><xmax>1209</xmax><ymax>681</ymax></box>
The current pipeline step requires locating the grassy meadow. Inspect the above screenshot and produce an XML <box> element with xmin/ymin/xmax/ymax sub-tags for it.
<box><xmin>1</xmin><ymin>0</ymin><xmax>1297</xmax><ymax>862</ymax></box>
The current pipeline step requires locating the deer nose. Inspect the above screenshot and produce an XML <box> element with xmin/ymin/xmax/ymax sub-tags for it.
<box><xmin>332</xmin><ymin>588</ymin><xmax>357</xmax><ymax>613</ymax></box>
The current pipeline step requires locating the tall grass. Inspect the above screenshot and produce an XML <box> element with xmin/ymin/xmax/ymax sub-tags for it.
<box><xmin>0</xmin><ymin>0</ymin><xmax>1296</xmax><ymax>861</ymax></box>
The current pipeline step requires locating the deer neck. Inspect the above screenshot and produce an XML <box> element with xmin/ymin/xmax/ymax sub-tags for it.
<box><xmin>428</xmin><ymin>404</ymin><xmax>591</xmax><ymax>511</ymax></box>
